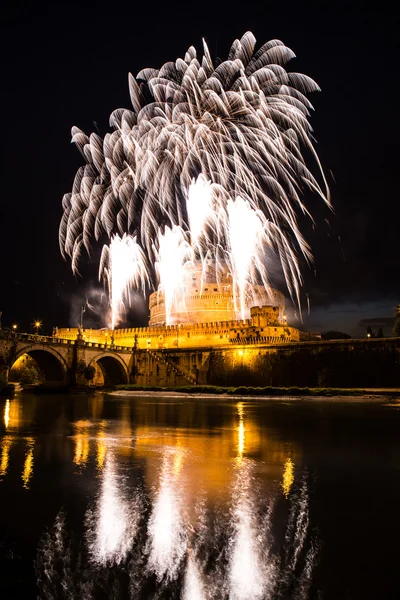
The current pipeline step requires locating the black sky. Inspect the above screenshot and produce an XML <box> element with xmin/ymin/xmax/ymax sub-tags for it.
<box><xmin>0</xmin><ymin>0</ymin><xmax>398</xmax><ymax>336</ymax></box>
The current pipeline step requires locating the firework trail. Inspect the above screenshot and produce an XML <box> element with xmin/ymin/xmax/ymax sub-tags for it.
<box><xmin>59</xmin><ymin>32</ymin><xmax>329</xmax><ymax>327</ymax></box>
<box><xmin>99</xmin><ymin>234</ymin><xmax>149</xmax><ymax>329</ymax></box>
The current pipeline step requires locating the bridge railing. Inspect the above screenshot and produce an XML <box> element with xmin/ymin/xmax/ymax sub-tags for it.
<box><xmin>4</xmin><ymin>331</ymin><xmax>139</xmax><ymax>353</ymax></box>
<box><xmin>6</xmin><ymin>332</ymin><xmax>76</xmax><ymax>345</ymax></box>
<box><xmin>84</xmin><ymin>341</ymin><xmax>133</xmax><ymax>352</ymax></box>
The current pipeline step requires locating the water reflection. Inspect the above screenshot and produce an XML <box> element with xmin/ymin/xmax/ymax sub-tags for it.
<box><xmin>182</xmin><ymin>553</ymin><xmax>206</xmax><ymax>600</ymax></box>
<box><xmin>4</xmin><ymin>399</ymin><xmax>10</xmax><ymax>428</ymax></box>
<box><xmin>237</xmin><ymin>401</ymin><xmax>245</xmax><ymax>458</ymax></box>
<box><xmin>36</xmin><ymin>467</ymin><xmax>316</xmax><ymax>598</ymax></box>
<box><xmin>229</xmin><ymin>459</ymin><xmax>275</xmax><ymax>600</ymax></box>
<box><xmin>282</xmin><ymin>457</ymin><xmax>295</xmax><ymax>498</ymax></box>
<box><xmin>22</xmin><ymin>437</ymin><xmax>35</xmax><ymax>489</ymax></box>
<box><xmin>0</xmin><ymin>435</ymin><xmax>13</xmax><ymax>477</ymax></box>
<box><xmin>0</xmin><ymin>394</ymin><xmax>319</xmax><ymax>598</ymax></box>
<box><xmin>73</xmin><ymin>420</ymin><xmax>91</xmax><ymax>468</ymax></box>
<box><xmin>147</xmin><ymin>449</ymin><xmax>187</xmax><ymax>581</ymax></box>
<box><xmin>86</xmin><ymin>449</ymin><xmax>141</xmax><ymax>566</ymax></box>
<box><xmin>96</xmin><ymin>422</ymin><xmax>107</xmax><ymax>470</ymax></box>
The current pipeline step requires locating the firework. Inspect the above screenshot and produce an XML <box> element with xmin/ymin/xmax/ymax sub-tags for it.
<box><xmin>99</xmin><ymin>234</ymin><xmax>149</xmax><ymax>329</ymax></box>
<box><xmin>59</xmin><ymin>32</ymin><xmax>329</xmax><ymax>327</ymax></box>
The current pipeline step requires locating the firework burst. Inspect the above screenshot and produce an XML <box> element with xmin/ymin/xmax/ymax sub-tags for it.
<box><xmin>59</xmin><ymin>32</ymin><xmax>329</xmax><ymax>327</ymax></box>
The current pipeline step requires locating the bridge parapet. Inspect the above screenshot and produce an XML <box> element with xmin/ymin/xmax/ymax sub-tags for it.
<box><xmin>5</xmin><ymin>332</ymin><xmax>76</xmax><ymax>346</ymax></box>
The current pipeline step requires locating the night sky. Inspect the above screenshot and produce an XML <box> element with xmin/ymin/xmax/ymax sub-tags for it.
<box><xmin>0</xmin><ymin>0</ymin><xmax>397</xmax><ymax>337</ymax></box>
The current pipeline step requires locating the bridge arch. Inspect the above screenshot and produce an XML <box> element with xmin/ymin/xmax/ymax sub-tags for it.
<box><xmin>10</xmin><ymin>345</ymin><xmax>68</xmax><ymax>387</ymax></box>
<box><xmin>88</xmin><ymin>353</ymin><xmax>129</xmax><ymax>386</ymax></box>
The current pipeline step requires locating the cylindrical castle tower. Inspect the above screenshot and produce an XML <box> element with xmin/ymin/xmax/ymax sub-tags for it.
<box><xmin>149</xmin><ymin>260</ymin><xmax>285</xmax><ymax>326</ymax></box>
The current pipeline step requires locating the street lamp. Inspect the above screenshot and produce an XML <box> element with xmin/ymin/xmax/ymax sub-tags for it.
<box><xmin>34</xmin><ymin>320</ymin><xmax>42</xmax><ymax>335</ymax></box>
<box><xmin>12</xmin><ymin>324</ymin><xmax>17</xmax><ymax>333</ymax></box>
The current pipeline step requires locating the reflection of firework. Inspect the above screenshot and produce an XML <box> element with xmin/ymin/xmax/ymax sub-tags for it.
<box><xmin>60</xmin><ymin>32</ymin><xmax>329</xmax><ymax>327</ymax></box>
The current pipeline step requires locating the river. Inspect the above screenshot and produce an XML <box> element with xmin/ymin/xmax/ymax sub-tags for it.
<box><xmin>0</xmin><ymin>392</ymin><xmax>399</xmax><ymax>599</ymax></box>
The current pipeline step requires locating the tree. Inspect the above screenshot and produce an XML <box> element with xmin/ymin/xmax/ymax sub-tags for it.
<box><xmin>19</xmin><ymin>366</ymin><xmax>39</xmax><ymax>385</ymax></box>
<box><xmin>377</xmin><ymin>327</ymin><xmax>384</xmax><ymax>338</ymax></box>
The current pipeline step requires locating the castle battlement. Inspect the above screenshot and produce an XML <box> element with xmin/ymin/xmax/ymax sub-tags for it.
<box><xmin>55</xmin><ymin>304</ymin><xmax>299</xmax><ymax>349</ymax></box>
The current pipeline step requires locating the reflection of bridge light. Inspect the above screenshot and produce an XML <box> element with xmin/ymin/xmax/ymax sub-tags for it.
<box><xmin>173</xmin><ymin>444</ymin><xmax>183</xmax><ymax>475</ymax></box>
<box><xmin>0</xmin><ymin>436</ymin><xmax>13</xmax><ymax>477</ymax></box>
<box><xmin>96</xmin><ymin>423</ymin><xmax>107</xmax><ymax>470</ymax></box>
<box><xmin>4</xmin><ymin>400</ymin><xmax>10</xmax><ymax>429</ymax></box>
<box><xmin>73</xmin><ymin>420</ymin><xmax>92</xmax><ymax>468</ymax></box>
<box><xmin>237</xmin><ymin>402</ymin><xmax>245</xmax><ymax>459</ymax></box>
<box><xmin>282</xmin><ymin>457</ymin><xmax>295</xmax><ymax>498</ymax></box>
<box><xmin>74</xmin><ymin>436</ymin><xmax>90</xmax><ymax>467</ymax></box>
<box><xmin>147</xmin><ymin>452</ymin><xmax>186</xmax><ymax>581</ymax></box>
<box><xmin>22</xmin><ymin>437</ymin><xmax>35</xmax><ymax>489</ymax></box>
<box><xmin>5</xmin><ymin>398</ymin><xmax>21</xmax><ymax>430</ymax></box>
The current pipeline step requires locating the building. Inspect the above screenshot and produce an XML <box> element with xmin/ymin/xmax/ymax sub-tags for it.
<box><xmin>55</xmin><ymin>262</ymin><xmax>300</xmax><ymax>348</ymax></box>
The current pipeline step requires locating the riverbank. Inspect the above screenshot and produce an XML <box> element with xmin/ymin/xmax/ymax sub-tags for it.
<box><xmin>109</xmin><ymin>384</ymin><xmax>400</xmax><ymax>398</ymax></box>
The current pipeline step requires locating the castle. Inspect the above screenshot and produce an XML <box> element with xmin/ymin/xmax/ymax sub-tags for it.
<box><xmin>55</xmin><ymin>262</ymin><xmax>300</xmax><ymax>348</ymax></box>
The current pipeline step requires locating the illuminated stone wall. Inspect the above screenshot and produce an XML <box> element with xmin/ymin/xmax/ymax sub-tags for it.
<box><xmin>148</xmin><ymin>261</ymin><xmax>286</xmax><ymax>325</ymax></box>
<box><xmin>128</xmin><ymin>338</ymin><xmax>400</xmax><ymax>389</ymax></box>
<box><xmin>55</xmin><ymin>310</ymin><xmax>299</xmax><ymax>350</ymax></box>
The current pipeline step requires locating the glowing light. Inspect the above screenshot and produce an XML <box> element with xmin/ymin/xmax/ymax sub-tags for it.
<box><xmin>100</xmin><ymin>233</ymin><xmax>149</xmax><ymax>329</ymax></box>
<box><xmin>227</xmin><ymin>197</ymin><xmax>264</xmax><ymax>320</ymax></box>
<box><xmin>4</xmin><ymin>400</ymin><xmax>10</xmax><ymax>429</ymax></box>
<box><xmin>96</xmin><ymin>428</ymin><xmax>107</xmax><ymax>471</ymax></box>
<box><xmin>4</xmin><ymin>398</ymin><xmax>22</xmax><ymax>430</ymax></box>
<box><xmin>182</xmin><ymin>553</ymin><xmax>206</xmax><ymax>600</ymax></box>
<box><xmin>282</xmin><ymin>457</ymin><xmax>295</xmax><ymax>498</ymax></box>
<box><xmin>237</xmin><ymin>402</ymin><xmax>245</xmax><ymax>458</ymax></box>
<box><xmin>0</xmin><ymin>436</ymin><xmax>13</xmax><ymax>477</ymax></box>
<box><xmin>60</xmin><ymin>32</ymin><xmax>329</xmax><ymax>320</ymax></box>
<box><xmin>186</xmin><ymin>174</ymin><xmax>214</xmax><ymax>246</ymax></box>
<box><xmin>73</xmin><ymin>420</ymin><xmax>92</xmax><ymax>468</ymax></box>
<box><xmin>22</xmin><ymin>437</ymin><xmax>35</xmax><ymax>489</ymax></box>
<box><xmin>154</xmin><ymin>226</ymin><xmax>193</xmax><ymax>325</ymax></box>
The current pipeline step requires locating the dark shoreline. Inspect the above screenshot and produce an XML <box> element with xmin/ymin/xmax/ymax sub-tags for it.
<box><xmin>3</xmin><ymin>383</ymin><xmax>400</xmax><ymax>399</ymax></box>
<box><xmin>111</xmin><ymin>384</ymin><xmax>400</xmax><ymax>397</ymax></box>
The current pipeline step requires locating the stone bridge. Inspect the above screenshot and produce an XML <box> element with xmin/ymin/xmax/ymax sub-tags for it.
<box><xmin>0</xmin><ymin>331</ymin><xmax>136</xmax><ymax>388</ymax></box>
<box><xmin>2</xmin><ymin>330</ymin><xmax>400</xmax><ymax>390</ymax></box>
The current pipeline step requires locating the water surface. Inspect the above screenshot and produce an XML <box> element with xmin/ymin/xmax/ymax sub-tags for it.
<box><xmin>0</xmin><ymin>392</ymin><xmax>399</xmax><ymax>599</ymax></box>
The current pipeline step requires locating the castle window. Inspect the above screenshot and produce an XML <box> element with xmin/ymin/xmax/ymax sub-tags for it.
<box><xmin>213</xmin><ymin>288</ymin><xmax>218</xmax><ymax>291</ymax></box>
<box><xmin>205</xmin><ymin>288</ymin><xmax>209</xmax><ymax>291</ymax></box>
